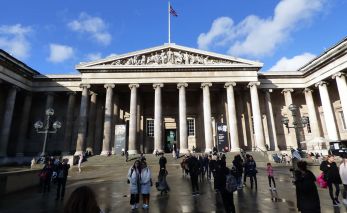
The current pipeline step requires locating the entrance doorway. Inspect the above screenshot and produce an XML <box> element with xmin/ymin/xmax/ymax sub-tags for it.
<box><xmin>165</xmin><ymin>129</ymin><xmax>176</xmax><ymax>153</ymax></box>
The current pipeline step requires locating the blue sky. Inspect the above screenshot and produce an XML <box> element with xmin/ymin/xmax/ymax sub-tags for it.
<box><xmin>1</xmin><ymin>0</ymin><xmax>347</xmax><ymax>74</ymax></box>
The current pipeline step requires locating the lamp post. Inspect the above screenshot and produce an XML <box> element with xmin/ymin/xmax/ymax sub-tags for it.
<box><xmin>34</xmin><ymin>108</ymin><xmax>62</xmax><ymax>156</ymax></box>
<box><xmin>281</xmin><ymin>104</ymin><xmax>309</xmax><ymax>149</ymax></box>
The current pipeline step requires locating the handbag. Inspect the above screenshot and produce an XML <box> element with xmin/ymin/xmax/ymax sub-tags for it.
<box><xmin>317</xmin><ymin>172</ymin><xmax>327</xmax><ymax>188</ymax></box>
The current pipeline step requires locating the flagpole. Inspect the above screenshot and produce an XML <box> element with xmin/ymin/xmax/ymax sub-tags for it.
<box><xmin>168</xmin><ymin>1</ymin><xmax>171</xmax><ymax>44</ymax></box>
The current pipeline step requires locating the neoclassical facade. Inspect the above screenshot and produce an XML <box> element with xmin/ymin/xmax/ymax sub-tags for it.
<box><xmin>1</xmin><ymin>38</ymin><xmax>347</xmax><ymax>157</ymax></box>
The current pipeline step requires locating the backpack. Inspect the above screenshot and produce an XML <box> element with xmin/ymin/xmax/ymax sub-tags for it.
<box><xmin>226</xmin><ymin>173</ymin><xmax>238</xmax><ymax>193</ymax></box>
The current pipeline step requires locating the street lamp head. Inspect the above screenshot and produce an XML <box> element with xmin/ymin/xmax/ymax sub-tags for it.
<box><xmin>301</xmin><ymin>116</ymin><xmax>309</xmax><ymax>125</ymax></box>
<box><xmin>53</xmin><ymin>121</ymin><xmax>62</xmax><ymax>129</ymax></box>
<box><xmin>288</xmin><ymin>104</ymin><xmax>298</xmax><ymax>112</ymax></box>
<box><xmin>281</xmin><ymin>117</ymin><xmax>289</xmax><ymax>125</ymax></box>
<box><xmin>46</xmin><ymin>108</ymin><xmax>54</xmax><ymax>116</ymax></box>
<box><xmin>34</xmin><ymin>121</ymin><xmax>43</xmax><ymax>129</ymax></box>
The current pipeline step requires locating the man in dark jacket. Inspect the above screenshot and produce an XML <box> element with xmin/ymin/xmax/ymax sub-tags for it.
<box><xmin>187</xmin><ymin>155</ymin><xmax>201</xmax><ymax>195</ymax></box>
<box><xmin>159</xmin><ymin>153</ymin><xmax>167</xmax><ymax>169</ymax></box>
<box><xmin>55</xmin><ymin>159</ymin><xmax>70</xmax><ymax>201</ymax></box>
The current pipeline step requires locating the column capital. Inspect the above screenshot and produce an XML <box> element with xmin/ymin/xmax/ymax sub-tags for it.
<box><xmin>129</xmin><ymin>83</ymin><xmax>139</xmax><ymax>89</ymax></box>
<box><xmin>332</xmin><ymin>72</ymin><xmax>347</xmax><ymax>79</ymax></box>
<box><xmin>177</xmin><ymin>82</ymin><xmax>188</xmax><ymax>89</ymax></box>
<box><xmin>80</xmin><ymin>84</ymin><xmax>91</xmax><ymax>89</ymax></box>
<box><xmin>153</xmin><ymin>83</ymin><xmax>164</xmax><ymax>89</ymax></box>
<box><xmin>315</xmin><ymin>81</ymin><xmax>328</xmax><ymax>88</ymax></box>
<box><xmin>247</xmin><ymin>82</ymin><xmax>260</xmax><ymax>88</ymax></box>
<box><xmin>201</xmin><ymin>82</ymin><xmax>212</xmax><ymax>88</ymax></box>
<box><xmin>224</xmin><ymin>82</ymin><xmax>236</xmax><ymax>88</ymax></box>
<box><xmin>303</xmin><ymin>88</ymin><xmax>313</xmax><ymax>93</ymax></box>
<box><xmin>104</xmin><ymin>83</ymin><xmax>115</xmax><ymax>89</ymax></box>
<box><xmin>67</xmin><ymin>91</ymin><xmax>77</xmax><ymax>96</ymax></box>
<box><xmin>281</xmin><ymin>88</ymin><xmax>294</xmax><ymax>94</ymax></box>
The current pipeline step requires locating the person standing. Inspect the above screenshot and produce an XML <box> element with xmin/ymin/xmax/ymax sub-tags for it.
<box><xmin>232</xmin><ymin>154</ymin><xmax>243</xmax><ymax>189</ymax></box>
<box><xmin>128</xmin><ymin>160</ymin><xmax>141</xmax><ymax>210</ymax></box>
<box><xmin>267</xmin><ymin>163</ymin><xmax>276</xmax><ymax>190</ymax></box>
<box><xmin>245</xmin><ymin>155</ymin><xmax>257</xmax><ymax>190</ymax></box>
<box><xmin>140</xmin><ymin>161</ymin><xmax>152</xmax><ymax>209</ymax></box>
<box><xmin>339</xmin><ymin>156</ymin><xmax>347</xmax><ymax>205</ymax></box>
<box><xmin>188</xmin><ymin>154</ymin><xmax>201</xmax><ymax>195</ymax></box>
<box><xmin>295</xmin><ymin>161</ymin><xmax>321</xmax><ymax>213</ymax></box>
<box><xmin>159</xmin><ymin>153</ymin><xmax>167</xmax><ymax>169</ymax></box>
<box><xmin>78</xmin><ymin>154</ymin><xmax>83</xmax><ymax>173</ymax></box>
<box><xmin>56</xmin><ymin>158</ymin><xmax>70</xmax><ymax>201</ymax></box>
<box><xmin>39</xmin><ymin>160</ymin><xmax>53</xmax><ymax>193</ymax></box>
<box><xmin>156</xmin><ymin>168</ymin><xmax>170</xmax><ymax>195</ymax></box>
<box><xmin>220</xmin><ymin>164</ymin><xmax>236</xmax><ymax>213</ymax></box>
<box><xmin>320</xmin><ymin>155</ymin><xmax>342</xmax><ymax>206</ymax></box>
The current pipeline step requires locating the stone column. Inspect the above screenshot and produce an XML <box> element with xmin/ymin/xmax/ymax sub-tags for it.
<box><xmin>315</xmin><ymin>81</ymin><xmax>339</xmax><ymax>140</ymax></box>
<box><xmin>128</xmin><ymin>84</ymin><xmax>139</xmax><ymax>154</ymax></box>
<box><xmin>333</xmin><ymin>72</ymin><xmax>347</xmax><ymax>127</ymax></box>
<box><xmin>178</xmin><ymin>83</ymin><xmax>188</xmax><ymax>153</ymax></box>
<box><xmin>281</xmin><ymin>89</ymin><xmax>297</xmax><ymax>148</ymax></box>
<box><xmin>248</xmin><ymin>82</ymin><xmax>266</xmax><ymax>150</ymax></box>
<box><xmin>303</xmin><ymin>88</ymin><xmax>321</xmax><ymax>138</ymax></box>
<box><xmin>101</xmin><ymin>84</ymin><xmax>115</xmax><ymax>155</ymax></box>
<box><xmin>264</xmin><ymin>89</ymin><xmax>279</xmax><ymax>151</ymax></box>
<box><xmin>45</xmin><ymin>92</ymin><xmax>54</xmax><ymax>109</ymax></box>
<box><xmin>201</xmin><ymin>83</ymin><xmax>213</xmax><ymax>153</ymax></box>
<box><xmin>153</xmin><ymin>83</ymin><xmax>164</xmax><ymax>152</ymax></box>
<box><xmin>225</xmin><ymin>82</ymin><xmax>239</xmax><ymax>151</ymax></box>
<box><xmin>16</xmin><ymin>92</ymin><xmax>33</xmax><ymax>156</ymax></box>
<box><xmin>62</xmin><ymin>92</ymin><xmax>76</xmax><ymax>155</ymax></box>
<box><xmin>86</xmin><ymin>92</ymin><xmax>97</xmax><ymax>155</ymax></box>
<box><xmin>74</xmin><ymin>84</ymin><xmax>90</xmax><ymax>156</ymax></box>
<box><xmin>0</xmin><ymin>86</ymin><xmax>18</xmax><ymax>157</ymax></box>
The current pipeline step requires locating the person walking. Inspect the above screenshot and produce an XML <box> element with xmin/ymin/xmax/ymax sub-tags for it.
<box><xmin>220</xmin><ymin>164</ymin><xmax>236</xmax><ymax>213</ymax></box>
<box><xmin>267</xmin><ymin>162</ymin><xmax>276</xmax><ymax>190</ymax></box>
<box><xmin>339</xmin><ymin>155</ymin><xmax>347</xmax><ymax>205</ymax></box>
<box><xmin>39</xmin><ymin>160</ymin><xmax>53</xmax><ymax>193</ymax></box>
<box><xmin>188</xmin><ymin>154</ymin><xmax>201</xmax><ymax>195</ymax></box>
<box><xmin>140</xmin><ymin>160</ymin><xmax>152</xmax><ymax>209</ymax></box>
<box><xmin>56</xmin><ymin>159</ymin><xmax>70</xmax><ymax>201</ymax></box>
<box><xmin>294</xmin><ymin>161</ymin><xmax>321</xmax><ymax>213</ymax></box>
<box><xmin>245</xmin><ymin>155</ymin><xmax>257</xmax><ymax>190</ymax></box>
<box><xmin>320</xmin><ymin>155</ymin><xmax>342</xmax><ymax>206</ymax></box>
<box><xmin>159</xmin><ymin>153</ymin><xmax>167</xmax><ymax>169</ymax></box>
<box><xmin>127</xmin><ymin>160</ymin><xmax>141</xmax><ymax>210</ymax></box>
<box><xmin>156</xmin><ymin>168</ymin><xmax>170</xmax><ymax>195</ymax></box>
<box><xmin>232</xmin><ymin>154</ymin><xmax>243</xmax><ymax>189</ymax></box>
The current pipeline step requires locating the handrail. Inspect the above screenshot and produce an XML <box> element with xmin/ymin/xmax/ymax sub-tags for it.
<box><xmin>254</xmin><ymin>146</ymin><xmax>268</xmax><ymax>158</ymax></box>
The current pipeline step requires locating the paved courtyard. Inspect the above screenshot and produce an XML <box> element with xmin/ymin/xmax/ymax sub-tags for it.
<box><xmin>0</xmin><ymin>155</ymin><xmax>346</xmax><ymax>213</ymax></box>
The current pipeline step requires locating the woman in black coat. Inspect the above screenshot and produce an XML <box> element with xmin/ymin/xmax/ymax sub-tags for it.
<box><xmin>295</xmin><ymin>161</ymin><xmax>320</xmax><ymax>213</ymax></box>
<box><xmin>320</xmin><ymin>155</ymin><xmax>342</xmax><ymax>206</ymax></box>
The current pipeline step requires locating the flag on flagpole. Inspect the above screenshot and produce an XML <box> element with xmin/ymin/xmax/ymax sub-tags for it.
<box><xmin>170</xmin><ymin>5</ymin><xmax>178</xmax><ymax>17</ymax></box>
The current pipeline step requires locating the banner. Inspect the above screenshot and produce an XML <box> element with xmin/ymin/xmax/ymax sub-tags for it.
<box><xmin>217</xmin><ymin>123</ymin><xmax>228</xmax><ymax>152</ymax></box>
<box><xmin>114</xmin><ymin>124</ymin><xmax>126</xmax><ymax>154</ymax></box>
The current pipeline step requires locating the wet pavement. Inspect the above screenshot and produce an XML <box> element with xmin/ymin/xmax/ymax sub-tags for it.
<box><xmin>1</xmin><ymin>156</ymin><xmax>347</xmax><ymax>213</ymax></box>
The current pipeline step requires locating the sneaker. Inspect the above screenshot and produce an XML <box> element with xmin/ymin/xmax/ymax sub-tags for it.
<box><xmin>269</xmin><ymin>187</ymin><xmax>272</xmax><ymax>190</ymax></box>
<box><xmin>272</xmin><ymin>187</ymin><xmax>277</xmax><ymax>191</ymax></box>
<box><xmin>333</xmin><ymin>200</ymin><xmax>339</xmax><ymax>206</ymax></box>
<box><xmin>135</xmin><ymin>203</ymin><xmax>139</xmax><ymax>209</ymax></box>
<box><xmin>143</xmin><ymin>204</ymin><xmax>149</xmax><ymax>209</ymax></box>
<box><xmin>335</xmin><ymin>198</ymin><xmax>341</xmax><ymax>205</ymax></box>
<box><xmin>342</xmin><ymin>199</ymin><xmax>347</xmax><ymax>205</ymax></box>
<box><xmin>131</xmin><ymin>205</ymin><xmax>136</xmax><ymax>210</ymax></box>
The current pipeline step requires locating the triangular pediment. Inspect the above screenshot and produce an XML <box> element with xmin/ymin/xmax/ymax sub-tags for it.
<box><xmin>76</xmin><ymin>43</ymin><xmax>262</xmax><ymax>70</ymax></box>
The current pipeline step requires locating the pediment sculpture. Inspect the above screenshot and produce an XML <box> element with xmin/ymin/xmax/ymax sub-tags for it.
<box><xmin>106</xmin><ymin>49</ymin><xmax>234</xmax><ymax>66</ymax></box>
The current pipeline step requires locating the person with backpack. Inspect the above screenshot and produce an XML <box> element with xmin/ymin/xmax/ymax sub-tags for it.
<box><xmin>295</xmin><ymin>161</ymin><xmax>321</xmax><ymax>213</ymax></box>
<box><xmin>56</xmin><ymin>158</ymin><xmax>70</xmax><ymax>201</ymax></box>
<box><xmin>320</xmin><ymin>155</ymin><xmax>342</xmax><ymax>206</ymax></box>
<box><xmin>245</xmin><ymin>155</ymin><xmax>257</xmax><ymax>190</ymax></box>
<box><xmin>220</xmin><ymin>163</ymin><xmax>236</xmax><ymax>213</ymax></box>
<box><xmin>127</xmin><ymin>160</ymin><xmax>141</xmax><ymax>210</ymax></box>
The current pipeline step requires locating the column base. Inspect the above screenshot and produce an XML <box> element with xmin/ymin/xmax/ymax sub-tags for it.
<box><xmin>100</xmin><ymin>150</ymin><xmax>111</xmax><ymax>156</ymax></box>
<box><xmin>74</xmin><ymin>151</ymin><xmax>84</xmax><ymax>156</ymax></box>
<box><xmin>179</xmin><ymin>149</ymin><xmax>189</xmax><ymax>154</ymax></box>
<box><xmin>128</xmin><ymin>150</ymin><xmax>138</xmax><ymax>155</ymax></box>
<box><xmin>229</xmin><ymin>148</ymin><xmax>241</xmax><ymax>152</ymax></box>
<box><xmin>205</xmin><ymin>148</ymin><xmax>212</xmax><ymax>153</ymax></box>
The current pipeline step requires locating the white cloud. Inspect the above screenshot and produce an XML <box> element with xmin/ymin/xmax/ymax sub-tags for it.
<box><xmin>48</xmin><ymin>44</ymin><xmax>74</xmax><ymax>63</ymax></box>
<box><xmin>269</xmin><ymin>52</ymin><xmax>316</xmax><ymax>71</ymax></box>
<box><xmin>86</xmin><ymin>52</ymin><xmax>102</xmax><ymax>61</ymax></box>
<box><xmin>68</xmin><ymin>12</ymin><xmax>111</xmax><ymax>45</ymax></box>
<box><xmin>0</xmin><ymin>24</ymin><xmax>32</xmax><ymax>59</ymax></box>
<box><xmin>198</xmin><ymin>0</ymin><xmax>325</xmax><ymax>57</ymax></box>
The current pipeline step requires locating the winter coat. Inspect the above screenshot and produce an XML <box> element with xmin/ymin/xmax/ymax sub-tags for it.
<box><xmin>320</xmin><ymin>161</ymin><xmax>342</xmax><ymax>184</ymax></box>
<box><xmin>245</xmin><ymin>160</ymin><xmax>257</xmax><ymax>176</ymax></box>
<box><xmin>295</xmin><ymin>170</ymin><xmax>321</xmax><ymax>213</ymax></box>
<box><xmin>157</xmin><ymin>170</ymin><xmax>170</xmax><ymax>191</ymax></box>
<box><xmin>127</xmin><ymin>167</ymin><xmax>141</xmax><ymax>194</ymax></box>
<box><xmin>339</xmin><ymin>163</ymin><xmax>347</xmax><ymax>185</ymax></box>
<box><xmin>232</xmin><ymin>159</ymin><xmax>243</xmax><ymax>177</ymax></box>
<box><xmin>140</xmin><ymin>167</ymin><xmax>152</xmax><ymax>194</ymax></box>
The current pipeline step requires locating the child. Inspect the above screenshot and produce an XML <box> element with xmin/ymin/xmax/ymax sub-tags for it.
<box><xmin>267</xmin><ymin>163</ymin><xmax>276</xmax><ymax>190</ymax></box>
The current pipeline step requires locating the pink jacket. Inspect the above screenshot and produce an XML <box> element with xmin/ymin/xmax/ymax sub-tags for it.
<box><xmin>267</xmin><ymin>166</ymin><xmax>274</xmax><ymax>177</ymax></box>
